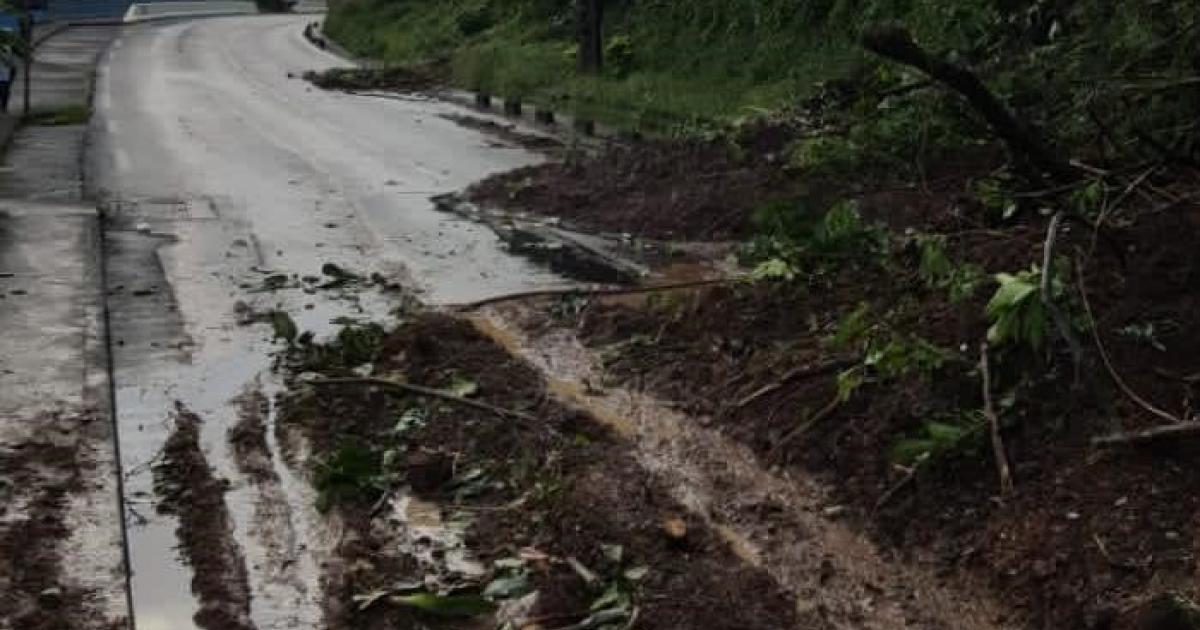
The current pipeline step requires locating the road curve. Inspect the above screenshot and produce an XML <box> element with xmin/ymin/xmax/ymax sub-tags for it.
<box><xmin>91</xmin><ymin>13</ymin><xmax>569</xmax><ymax>305</ymax></box>
<box><xmin>89</xmin><ymin>14</ymin><xmax>571</xmax><ymax>630</ymax></box>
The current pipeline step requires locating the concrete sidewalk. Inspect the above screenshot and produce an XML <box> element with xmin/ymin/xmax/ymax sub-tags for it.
<box><xmin>0</xmin><ymin>23</ymin><xmax>130</xmax><ymax>630</ymax></box>
<box><xmin>1</xmin><ymin>25</ymin><xmax>121</xmax><ymax>201</ymax></box>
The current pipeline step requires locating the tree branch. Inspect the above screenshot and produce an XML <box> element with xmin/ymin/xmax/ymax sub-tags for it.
<box><xmin>309</xmin><ymin>377</ymin><xmax>537</xmax><ymax>420</ymax></box>
<box><xmin>980</xmin><ymin>342</ymin><xmax>1014</xmax><ymax>497</ymax></box>
<box><xmin>861</xmin><ymin>25</ymin><xmax>1077</xmax><ymax>182</ymax></box>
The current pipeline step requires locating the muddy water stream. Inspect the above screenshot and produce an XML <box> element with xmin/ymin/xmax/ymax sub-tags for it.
<box><xmin>466</xmin><ymin>306</ymin><xmax>1014</xmax><ymax>630</ymax></box>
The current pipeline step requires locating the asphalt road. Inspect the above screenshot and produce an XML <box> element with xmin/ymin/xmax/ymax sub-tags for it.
<box><xmin>86</xmin><ymin>14</ymin><xmax>571</xmax><ymax>630</ymax></box>
<box><xmin>91</xmin><ymin>14</ymin><xmax>567</xmax><ymax>305</ymax></box>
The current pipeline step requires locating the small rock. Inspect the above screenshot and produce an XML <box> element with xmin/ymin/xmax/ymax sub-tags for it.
<box><xmin>661</xmin><ymin>516</ymin><xmax>688</xmax><ymax>541</ymax></box>
<box><xmin>405</xmin><ymin>450</ymin><xmax>454</xmax><ymax>493</ymax></box>
<box><xmin>38</xmin><ymin>587</ymin><xmax>63</xmax><ymax>609</ymax></box>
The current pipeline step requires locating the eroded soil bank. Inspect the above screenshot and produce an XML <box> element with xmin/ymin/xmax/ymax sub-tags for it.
<box><xmin>277</xmin><ymin>313</ymin><xmax>802</xmax><ymax>629</ymax></box>
<box><xmin>454</xmin><ymin>126</ymin><xmax>1200</xmax><ymax>629</ymax></box>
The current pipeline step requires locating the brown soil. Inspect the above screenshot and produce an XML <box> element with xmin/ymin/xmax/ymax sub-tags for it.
<box><xmin>0</xmin><ymin>411</ymin><xmax>108</xmax><ymax>630</ymax></box>
<box><xmin>536</xmin><ymin>180</ymin><xmax>1200</xmax><ymax>628</ymax></box>
<box><xmin>303</xmin><ymin>63</ymin><xmax>446</xmax><ymax>93</ymax></box>
<box><xmin>279</xmin><ymin>313</ymin><xmax>800</xmax><ymax>630</ymax></box>
<box><xmin>154</xmin><ymin>403</ymin><xmax>257</xmax><ymax>630</ymax></box>
<box><xmin>229</xmin><ymin>388</ymin><xmax>278</xmax><ymax>484</ymax></box>
<box><xmin>466</xmin><ymin>124</ymin><xmax>804</xmax><ymax>240</ymax></box>
<box><xmin>440</xmin><ymin>113</ymin><xmax>564</xmax><ymax>153</ymax></box>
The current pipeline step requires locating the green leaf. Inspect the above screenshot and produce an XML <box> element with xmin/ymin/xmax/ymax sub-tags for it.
<box><xmin>389</xmin><ymin>592</ymin><xmax>494</xmax><ymax>618</ymax></box>
<box><xmin>483</xmin><ymin>573</ymin><xmax>531</xmax><ymax>601</ymax></box>
<box><xmin>600</xmin><ymin>543</ymin><xmax>624</xmax><ymax>565</ymax></box>
<box><xmin>271</xmin><ymin>311</ymin><xmax>298</xmax><ymax>343</ymax></box>
<box><xmin>590</xmin><ymin>582</ymin><xmax>631</xmax><ymax>613</ymax></box>
<box><xmin>623</xmin><ymin>565</ymin><xmax>650</xmax><ymax>582</ymax></box>
<box><xmin>448</xmin><ymin>376</ymin><xmax>479</xmax><ymax>398</ymax></box>
<box><xmin>836</xmin><ymin>367</ymin><xmax>864</xmax><ymax>402</ymax></box>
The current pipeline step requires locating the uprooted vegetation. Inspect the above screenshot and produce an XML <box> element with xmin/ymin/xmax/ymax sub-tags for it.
<box><xmin>276</xmin><ymin>314</ymin><xmax>799</xmax><ymax>630</ymax></box>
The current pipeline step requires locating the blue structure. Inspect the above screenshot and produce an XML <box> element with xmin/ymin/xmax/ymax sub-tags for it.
<box><xmin>45</xmin><ymin>0</ymin><xmax>134</xmax><ymax>20</ymax></box>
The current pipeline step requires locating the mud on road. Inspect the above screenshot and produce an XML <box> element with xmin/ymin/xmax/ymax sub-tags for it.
<box><xmin>154</xmin><ymin>404</ymin><xmax>255</xmax><ymax>630</ymax></box>
<box><xmin>0</xmin><ymin>409</ymin><xmax>125</xmax><ymax>630</ymax></box>
<box><xmin>277</xmin><ymin>313</ymin><xmax>801</xmax><ymax>630</ymax></box>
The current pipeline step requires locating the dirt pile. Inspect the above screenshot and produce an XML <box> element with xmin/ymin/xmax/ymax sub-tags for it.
<box><xmin>0</xmin><ymin>411</ymin><xmax>103</xmax><ymax>630</ymax></box>
<box><xmin>466</xmin><ymin>124</ymin><xmax>804</xmax><ymax>241</ymax></box>
<box><xmin>530</xmin><ymin>182</ymin><xmax>1200</xmax><ymax>628</ymax></box>
<box><xmin>277</xmin><ymin>313</ymin><xmax>799</xmax><ymax>630</ymax></box>
<box><xmin>303</xmin><ymin>64</ymin><xmax>446</xmax><ymax>93</ymax></box>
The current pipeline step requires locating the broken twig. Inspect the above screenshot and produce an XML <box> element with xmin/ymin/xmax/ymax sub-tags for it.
<box><xmin>733</xmin><ymin>357</ymin><xmax>856</xmax><ymax>409</ymax></box>
<box><xmin>766</xmin><ymin>395</ymin><xmax>841</xmax><ymax>462</ymax></box>
<box><xmin>980</xmin><ymin>342</ymin><xmax>1014</xmax><ymax>497</ymax></box>
<box><xmin>862</xmin><ymin>25</ymin><xmax>1076</xmax><ymax>182</ymax></box>
<box><xmin>1093</xmin><ymin>422</ymin><xmax>1200</xmax><ymax>448</ymax></box>
<box><xmin>310</xmin><ymin>377</ymin><xmax>537</xmax><ymax>420</ymax></box>
<box><xmin>451</xmin><ymin>277</ymin><xmax>743</xmax><ymax>312</ymax></box>
<box><xmin>1075</xmin><ymin>271</ymin><xmax>1184</xmax><ymax>425</ymax></box>
<box><xmin>1041</xmin><ymin>211</ymin><xmax>1083</xmax><ymax>381</ymax></box>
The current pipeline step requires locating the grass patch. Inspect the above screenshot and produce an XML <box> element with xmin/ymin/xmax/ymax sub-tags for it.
<box><xmin>25</xmin><ymin>105</ymin><xmax>90</xmax><ymax>126</ymax></box>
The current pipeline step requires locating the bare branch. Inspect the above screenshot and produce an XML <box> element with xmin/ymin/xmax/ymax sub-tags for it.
<box><xmin>309</xmin><ymin>377</ymin><xmax>537</xmax><ymax>420</ymax></box>
<box><xmin>980</xmin><ymin>342</ymin><xmax>1014</xmax><ymax>497</ymax></box>
<box><xmin>861</xmin><ymin>25</ymin><xmax>1077</xmax><ymax>182</ymax></box>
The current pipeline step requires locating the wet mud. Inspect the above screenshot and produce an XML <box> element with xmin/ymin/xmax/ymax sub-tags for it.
<box><xmin>154</xmin><ymin>404</ymin><xmax>257</xmax><ymax>630</ymax></box>
<box><xmin>466</xmin><ymin>123</ymin><xmax>805</xmax><ymax>241</ymax></box>
<box><xmin>0</xmin><ymin>410</ymin><xmax>118</xmax><ymax>630</ymax></box>
<box><xmin>277</xmin><ymin>313</ymin><xmax>801</xmax><ymax>630</ymax></box>
<box><xmin>469</xmin><ymin>306</ymin><xmax>1012</xmax><ymax>630</ymax></box>
<box><xmin>506</xmin><ymin>197</ymin><xmax>1200</xmax><ymax>629</ymax></box>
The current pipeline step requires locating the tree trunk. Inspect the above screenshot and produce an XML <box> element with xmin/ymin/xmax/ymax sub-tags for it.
<box><xmin>576</xmin><ymin>0</ymin><xmax>604</xmax><ymax>74</ymax></box>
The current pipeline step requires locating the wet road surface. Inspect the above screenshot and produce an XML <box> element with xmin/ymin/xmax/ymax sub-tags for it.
<box><xmin>87</xmin><ymin>14</ymin><xmax>572</xmax><ymax>630</ymax></box>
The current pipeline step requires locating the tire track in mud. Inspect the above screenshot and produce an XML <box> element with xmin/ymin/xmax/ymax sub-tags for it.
<box><xmin>227</xmin><ymin>387</ymin><xmax>315</xmax><ymax>626</ymax></box>
<box><xmin>154</xmin><ymin>403</ymin><xmax>257</xmax><ymax>630</ymax></box>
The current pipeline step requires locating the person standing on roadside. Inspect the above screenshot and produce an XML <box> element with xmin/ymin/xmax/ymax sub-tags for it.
<box><xmin>0</xmin><ymin>48</ymin><xmax>14</xmax><ymax>113</ymax></box>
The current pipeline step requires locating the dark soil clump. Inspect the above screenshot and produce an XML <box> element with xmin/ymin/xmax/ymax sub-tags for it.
<box><xmin>229</xmin><ymin>388</ymin><xmax>278</xmax><ymax>484</ymax></box>
<box><xmin>154</xmin><ymin>403</ymin><xmax>257</xmax><ymax>630</ymax></box>
<box><xmin>553</xmin><ymin>185</ymin><xmax>1200</xmax><ymax>629</ymax></box>
<box><xmin>304</xmin><ymin>63</ymin><xmax>446</xmax><ymax>93</ymax></box>
<box><xmin>440</xmin><ymin>113</ymin><xmax>563</xmax><ymax>153</ymax></box>
<box><xmin>0</xmin><ymin>412</ymin><xmax>96</xmax><ymax>630</ymax></box>
<box><xmin>466</xmin><ymin>129</ymin><xmax>804</xmax><ymax>241</ymax></box>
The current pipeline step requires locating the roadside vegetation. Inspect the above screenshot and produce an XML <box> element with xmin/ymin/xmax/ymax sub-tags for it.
<box><xmin>314</xmin><ymin>0</ymin><xmax>1200</xmax><ymax>627</ymax></box>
